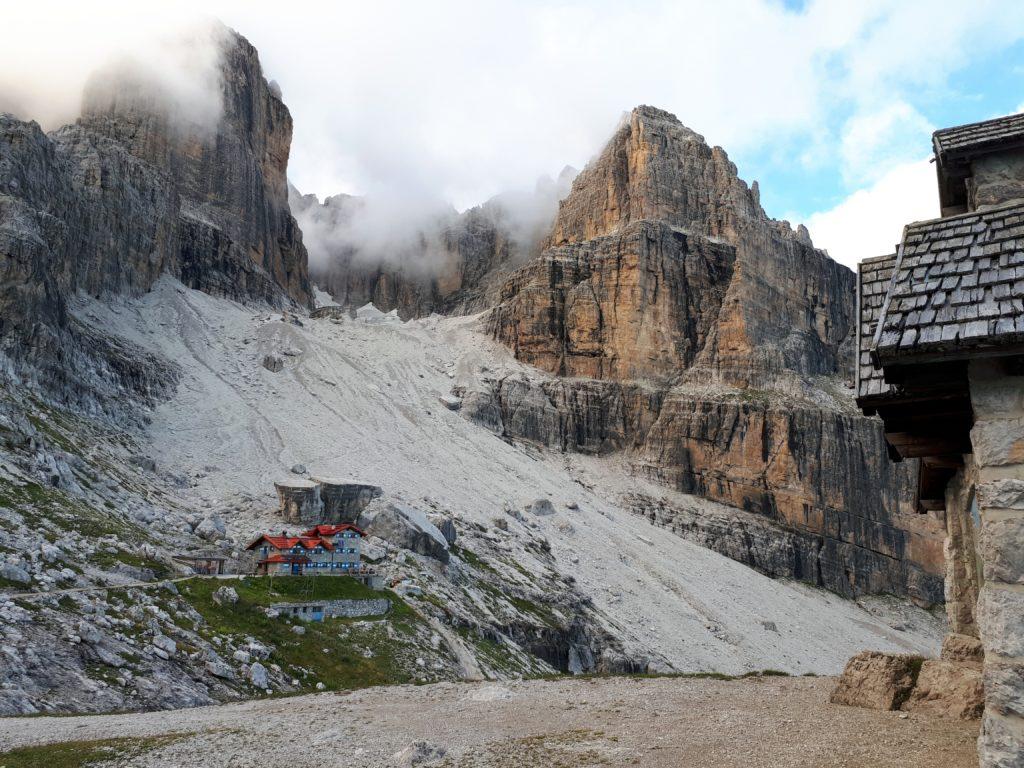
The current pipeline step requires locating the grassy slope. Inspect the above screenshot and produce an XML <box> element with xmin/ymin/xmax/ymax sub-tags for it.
<box><xmin>0</xmin><ymin>735</ymin><xmax>187</xmax><ymax>768</ymax></box>
<box><xmin>166</xmin><ymin>575</ymin><xmax>445</xmax><ymax>692</ymax></box>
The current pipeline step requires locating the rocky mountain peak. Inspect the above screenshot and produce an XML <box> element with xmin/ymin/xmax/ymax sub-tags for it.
<box><xmin>549</xmin><ymin>104</ymin><xmax>766</xmax><ymax>248</ymax></box>
<box><xmin>0</xmin><ymin>25</ymin><xmax>310</xmax><ymax>404</ymax></box>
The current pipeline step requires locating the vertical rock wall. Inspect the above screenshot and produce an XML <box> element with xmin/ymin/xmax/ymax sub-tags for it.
<box><xmin>480</xmin><ymin>105</ymin><xmax>940</xmax><ymax>601</ymax></box>
<box><xmin>0</xmin><ymin>26</ymin><xmax>311</xmax><ymax>406</ymax></box>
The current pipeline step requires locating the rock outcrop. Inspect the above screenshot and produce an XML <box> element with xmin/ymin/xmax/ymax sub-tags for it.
<box><xmin>464</xmin><ymin>374</ymin><xmax>943</xmax><ymax>604</ymax></box>
<box><xmin>490</xmin><ymin>221</ymin><xmax>735</xmax><ymax>381</ymax></box>
<box><xmin>293</xmin><ymin>192</ymin><xmax>515</xmax><ymax>319</ymax></box>
<box><xmin>358</xmin><ymin>502</ymin><xmax>451</xmax><ymax>563</ymax></box>
<box><xmin>477</xmin><ymin>106</ymin><xmax>943</xmax><ymax>603</ymax></box>
<box><xmin>831</xmin><ymin>651</ymin><xmax>984</xmax><ymax>720</ymax></box>
<box><xmin>0</xmin><ymin>26</ymin><xmax>310</xmax><ymax>405</ymax></box>
<box><xmin>493</xmin><ymin>106</ymin><xmax>851</xmax><ymax>385</ymax></box>
<box><xmin>829</xmin><ymin>651</ymin><xmax>922</xmax><ymax>711</ymax></box>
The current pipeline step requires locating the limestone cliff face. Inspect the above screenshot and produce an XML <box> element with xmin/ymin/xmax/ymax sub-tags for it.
<box><xmin>497</xmin><ymin>105</ymin><xmax>853</xmax><ymax>385</ymax></box>
<box><xmin>480</xmin><ymin>106</ymin><xmax>943</xmax><ymax>603</ymax></box>
<box><xmin>463</xmin><ymin>376</ymin><xmax>943</xmax><ymax>604</ymax></box>
<box><xmin>490</xmin><ymin>220</ymin><xmax>734</xmax><ymax>381</ymax></box>
<box><xmin>0</xmin><ymin>28</ymin><xmax>310</xmax><ymax>402</ymax></box>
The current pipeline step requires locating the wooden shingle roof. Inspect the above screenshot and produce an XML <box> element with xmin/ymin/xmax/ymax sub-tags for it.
<box><xmin>856</xmin><ymin>253</ymin><xmax>897</xmax><ymax>401</ymax></box>
<box><xmin>871</xmin><ymin>201</ymin><xmax>1024</xmax><ymax>364</ymax></box>
<box><xmin>933</xmin><ymin>113</ymin><xmax>1024</xmax><ymax>163</ymax></box>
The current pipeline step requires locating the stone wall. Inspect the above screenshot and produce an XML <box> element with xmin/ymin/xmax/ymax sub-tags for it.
<box><xmin>968</xmin><ymin>357</ymin><xmax>1024</xmax><ymax>767</ymax></box>
<box><xmin>944</xmin><ymin>462</ymin><xmax>982</xmax><ymax>638</ymax></box>
<box><xmin>969</xmin><ymin>150</ymin><xmax>1024</xmax><ymax>211</ymax></box>
<box><xmin>323</xmin><ymin>598</ymin><xmax>391</xmax><ymax>618</ymax></box>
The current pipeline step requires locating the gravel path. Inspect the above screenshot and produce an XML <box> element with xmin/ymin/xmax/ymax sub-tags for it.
<box><xmin>0</xmin><ymin>676</ymin><xmax>978</xmax><ymax>767</ymax></box>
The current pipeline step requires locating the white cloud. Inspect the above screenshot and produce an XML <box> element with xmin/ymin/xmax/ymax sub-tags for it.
<box><xmin>3</xmin><ymin>0</ymin><xmax>1023</xmax><ymax>223</ymax></box>
<box><xmin>839</xmin><ymin>102</ymin><xmax>933</xmax><ymax>185</ymax></box>
<box><xmin>801</xmin><ymin>159</ymin><xmax>937</xmax><ymax>268</ymax></box>
<box><xmin>0</xmin><ymin>5</ymin><xmax>225</xmax><ymax>130</ymax></box>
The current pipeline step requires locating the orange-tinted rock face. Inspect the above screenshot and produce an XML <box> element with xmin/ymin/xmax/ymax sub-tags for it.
<box><xmin>490</xmin><ymin>221</ymin><xmax>734</xmax><ymax>381</ymax></box>
<box><xmin>480</xmin><ymin>105</ymin><xmax>944</xmax><ymax>603</ymax></box>
<box><xmin>501</xmin><ymin>105</ymin><xmax>853</xmax><ymax>386</ymax></box>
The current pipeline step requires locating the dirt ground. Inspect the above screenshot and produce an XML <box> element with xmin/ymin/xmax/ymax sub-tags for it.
<box><xmin>0</xmin><ymin>675</ymin><xmax>979</xmax><ymax>767</ymax></box>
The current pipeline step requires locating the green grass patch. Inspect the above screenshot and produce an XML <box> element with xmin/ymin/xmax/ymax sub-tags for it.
<box><xmin>87</xmin><ymin>549</ymin><xmax>171</xmax><ymax>579</ymax></box>
<box><xmin>451</xmin><ymin>545</ymin><xmax>496</xmax><ymax>574</ymax></box>
<box><xmin>171</xmin><ymin>576</ymin><xmax>431</xmax><ymax>692</ymax></box>
<box><xmin>0</xmin><ymin>479</ymin><xmax>142</xmax><ymax>543</ymax></box>
<box><xmin>0</xmin><ymin>734</ymin><xmax>187</xmax><ymax>768</ymax></box>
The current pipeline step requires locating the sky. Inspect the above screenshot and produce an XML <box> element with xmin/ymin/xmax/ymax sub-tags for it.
<box><xmin>2</xmin><ymin>0</ymin><xmax>1024</xmax><ymax>268</ymax></box>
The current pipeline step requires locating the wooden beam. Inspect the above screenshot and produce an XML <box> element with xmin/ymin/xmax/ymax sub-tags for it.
<box><xmin>886</xmin><ymin>432</ymin><xmax>973</xmax><ymax>459</ymax></box>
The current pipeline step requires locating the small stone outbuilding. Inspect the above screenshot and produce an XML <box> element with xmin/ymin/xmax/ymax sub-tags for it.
<box><xmin>857</xmin><ymin>112</ymin><xmax>1024</xmax><ymax>767</ymax></box>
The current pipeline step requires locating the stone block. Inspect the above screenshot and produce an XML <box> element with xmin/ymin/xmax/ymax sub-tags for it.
<box><xmin>982</xmin><ymin>517</ymin><xmax>1024</xmax><ymax>584</ymax></box>
<box><xmin>979</xmin><ymin>586</ymin><xmax>1024</xmax><ymax>658</ymax></box>
<box><xmin>829</xmin><ymin>651</ymin><xmax>921</xmax><ymax>711</ymax></box>
<box><xmin>979</xmin><ymin>479</ymin><xmax>1024</xmax><ymax>511</ymax></box>
<box><xmin>979</xmin><ymin>711</ymin><xmax>1024</xmax><ymax>768</ymax></box>
<box><xmin>971</xmin><ymin>417</ymin><xmax>1024</xmax><ymax>467</ymax></box>
<box><xmin>942</xmin><ymin>633</ymin><xmax>985</xmax><ymax>663</ymax></box>
<box><xmin>901</xmin><ymin>659</ymin><xmax>984</xmax><ymax>719</ymax></box>
<box><xmin>969</xmin><ymin>360</ymin><xmax>1024</xmax><ymax>418</ymax></box>
<box><xmin>986</xmin><ymin>662</ymin><xmax>1024</xmax><ymax>719</ymax></box>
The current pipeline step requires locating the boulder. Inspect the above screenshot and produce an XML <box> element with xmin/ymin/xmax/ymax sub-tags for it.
<box><xmin>829</xmin><ymin>651</ymin><xmax>922</xmax><ymax>711</ymax></box>
<box><xmin>942</xmin><ymin>633</ymin><xmax>985</xmax><ymax>664</ymax></box>
<box><xmin>247</xmin><ymin>641</ymin><xmax>272</xmax><ymax>660</ymax></box>
<box><xmin>528</xmin><ymin>498</ymin><xmax>556</xmax><ymax>516</ymax></box>
<box><xmin>152</xmin><ymin>634</ymin><xmax>177</xmax><ymax>655</ymax></box>
<box><xmin>205</xmin><ymin>660</ymin><xmax>235</xmax><ymax>680</ymax></box>
<box><xmin>274</xmin><ymin>479</ymin><xmax>321</xmax><ymax>523</ymax></box>
<box><xmin>313</xmin><ymin>478</ymin><xmax>383</xmax><ymax>523</ymax></box>
<box><xmin>212</xmin><ymin>586</ymin><xmax>239</xmax><ymax>606</ymax></box>
<box><xmin>429</xmin><ymin>516</ymin><xmax>458</xmax><ymax>546</ymax></box>
<box><xmin>0</xmin><ymin>562</ymin><xmax>31</xmax><ymax>585</ymax></box>
<box><xmin>77</xmin><ymin>620</ymin><xmax>103</xmax><ymax>645</ymax></box>
<box><xmin>195</xmin><ymin>515</ymin><xmax>227</xmax><ymax>541</ymax></box>
<box><xmin>262</xmin><ymin>354</ymin><xmax>284</xmax><ymax>373</ymax></box>
<box><xmin>392</xmin><ymin>741</ymin><xmax>447</xmax><ymax>767</ymax></box>
<box><xmin>290</xmin><ymin>464</ymin><xmax>307</xmax><ymax>475</ymax></box>
<box><xmin>359</xmin><ymin>503</ymin><xmax>450</xmax><ymax>563</ymax></box>
<box><xmin>39</xmin><ymin>543</ymin><xmax>62</xmax><ymax>564</ymax></box>
<box><xmin>902</xmin><ymin>659</ymin><xmax>984</xmax><ymax>720</ymax></box>
<box><xmin>438</xmin><ymin>394</ymin><xmax>462</xmax><ymax>411</ymax></box>
<box><xmin>248</xmin><ymin>661</ymin><xmax>269</xmax><ymax>689</ymax></box>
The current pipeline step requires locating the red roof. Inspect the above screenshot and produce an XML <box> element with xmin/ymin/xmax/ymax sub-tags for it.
<box><xmin>245</xmin><ymin>534</ymin><xmax>334</xmax><ymax>551</ymax></box>
<box><xmin>302</xmin><ymin>524</ymin><xmax>365</xmax><ymax>537</ymax></box>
